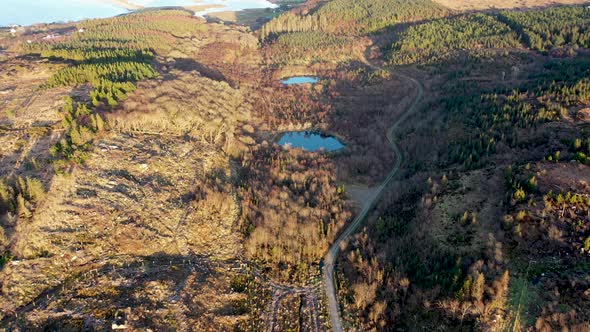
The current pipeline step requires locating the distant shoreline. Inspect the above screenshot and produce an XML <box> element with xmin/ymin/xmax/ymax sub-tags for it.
<box><xmin>103</xmin><ymin>0</ymin><xmax>143</xmax><ymax>11</ymax></box>
<box><xmin>99</xmin><ymin>0</ymin><xmax>257</xmax><ymax>16</ymax></box>
<box><xmin>0</xmin><ymin>0</ymin><xmax>277</xmax><ymax>27</ymax></box>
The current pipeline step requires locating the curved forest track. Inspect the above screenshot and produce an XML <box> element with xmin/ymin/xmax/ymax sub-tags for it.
<box><xmin>323</xmin><ymin>60</ymin><xmax>424</xmax><ymax>331</ymax></box>
<box><xmin>259</xmin><ymin>55</ymin><xmax>424</xmax><ymax>332</ymax></box>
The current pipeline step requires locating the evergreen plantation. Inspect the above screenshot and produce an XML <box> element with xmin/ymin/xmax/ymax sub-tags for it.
<box><xmin>261</xmin><ymin>2</ymin><xmax>590</xmax><ymax>68</ymax></box>
<box><xmin>260</xmin><ymin>0</ymin><xmax>448</xmax><ymax>39</ymax></box>
<box><xmin>20</xmin><ymin>11</ymin><xmax>203</xmax><ymax>172</ymax></box>
<box><xmin>389</xmin><ymin>14</ymin><xmax>522</xmax><ymax>65</ymax></box>
<box><xmin>442</xmin><ymin>58</ymin><xmax>590</xmax><ymax>169</ymax></box>
<box><xmin>499</xmin><ymin>6</ymin><xmax>590</xmax><ymax>51</ymax></box>
<box><xmin>389</xmin><ymin>6</ymin><xmax>590</xmax><ymax>65</ymax></box>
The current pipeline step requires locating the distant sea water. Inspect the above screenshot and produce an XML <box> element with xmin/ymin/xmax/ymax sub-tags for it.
<box><xmin>1</xmin><ymin>0</ymin><xmax>276</xmax><ymax>26</ymax></box>
<box><xmin>2</xmin><ymin>0</ymin><xmax>126</xmax><ymax>26</ymax></box>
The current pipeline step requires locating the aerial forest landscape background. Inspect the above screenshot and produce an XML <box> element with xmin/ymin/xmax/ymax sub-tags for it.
<box><xmin>0</xmin><ymin>0</ymin><xmax>589</xmax><ymax>331</ymax></box>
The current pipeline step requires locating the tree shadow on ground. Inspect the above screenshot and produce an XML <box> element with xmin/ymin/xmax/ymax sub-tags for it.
<box><xmin>0</xmin><ymin>120</ymin><xmax>62</xmax><ymax>259</ymax></box>
<box><xmin>170</xmin><ymin>57</ymin><xmax>235</xmax><ymax>87</ymax></box>
<box><xmin>0</xmin><ymin>253</ymin><xmax>244</xmax><ymax>330</ymax></box>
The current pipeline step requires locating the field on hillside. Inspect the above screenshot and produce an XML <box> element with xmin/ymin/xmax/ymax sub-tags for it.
<box><xmin>434</xmin><ymin>0</ymin><xmax>589</xmax><ymax>10</ymax></box>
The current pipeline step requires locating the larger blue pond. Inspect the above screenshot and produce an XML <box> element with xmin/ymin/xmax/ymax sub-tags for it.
<box><xmin>279</xmin><ymin>132</ymin><xmax>345</xmax><ymax>152</ymax></box>
<box><xmin>1</xmin><ymin>0</ymin><xmax>277</xmax><ymax>26</ymax></box>
<box><xmin>280</xmin><ymin>76</ymin><xmax>319</xmax><ymax>85</ymax></box>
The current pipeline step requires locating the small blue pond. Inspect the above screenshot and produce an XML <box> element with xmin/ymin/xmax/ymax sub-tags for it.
<box><xmin>279</xmin><ymin>132</ymin><xmax>344</xmax><ymax>152</ymax></box>
<box><xmin>280</xmin><ymin>76</ymin><xmax>319</xmax><ymax>85</ymax></box>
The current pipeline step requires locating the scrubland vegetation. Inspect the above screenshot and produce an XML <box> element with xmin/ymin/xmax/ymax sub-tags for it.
<box><xmin>24</xmin><ymin>9</ymin><xmax>206</xmax><ymax>105</ymax></box>
<box><xmin>0</xmin><ymin>9</ymin><xmax>272</xmax><ymax>330</ymax></box>
<box><xmin>338</xmin><ymin>171</ymin><xmax>514</xmax><ymax>330</ymax></box>
<box><xmin>65</xmin><ymin>9</ymin><xmax>205</xmax><ymax>52</ymax></box>
<box><xmin>336</xmin><ymin>5</ymin><xmax>590</xmax><ymax>331</ymax></box>
<box><xmin>49</xmin><ymin>97</ymin><xmax>106</xmax><ymax>169</ymax></box>
<box><xmin>0</xmin><ymin>176</ymin><xmax>45</xmax><ymax>216</ymax></box>
<box><xmin>326</xmin><ymin>66</ymin><xmax>411</xmax><ymax>182</ymax></box>
<box><xmin>239</xmin><ymin>144</ymin><xmax>352</xmax><ymax>282</ymax></box>
<box><xmin>444</xmin><ymin>58</ymin><xmax>590</xmax><ymax>169</ymax></box>
<box><xmin>572</xmin><ymin>136</ymin><xmax>590</xmax><ymax>164</ymax></box>
<box><xmin>108</xmin><ymin>71</ymin><xmax>251</xmax><ymax>155</ymax></box>
<box><xmin>18</xmin><ymin>12</ymin><xmax>207</xmax><ymax>172</ymax></box>
<box><xmin>502</xmin><ymin>163</ymin><xmax>590</xmax><ymax>330</ymax></box>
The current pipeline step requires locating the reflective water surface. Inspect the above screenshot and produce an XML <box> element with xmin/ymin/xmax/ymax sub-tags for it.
<box><xmin>1</xmin><ymin>0</ymin><xmax>276</xmax><ymax>26</ymax></box>
<box><xmin>279</xmin><ymin>132</ymin><xmax>345</xmax><ymax>152</ymax></box>
<box><xmin>280</xmin><ymin>76</ymin><xmax>319</xmax><ymax>85</ymax></box>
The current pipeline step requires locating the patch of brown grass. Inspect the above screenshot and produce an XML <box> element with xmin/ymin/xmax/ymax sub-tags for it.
<box><xmin>108</xmin><ymin>70</ymin><xmax>254</xmax><ymax>155</ymax></box>
<box><xmin>434</xmin><ymin>0</ymin><xmax>588</xmax><ymax>11</ymax></box>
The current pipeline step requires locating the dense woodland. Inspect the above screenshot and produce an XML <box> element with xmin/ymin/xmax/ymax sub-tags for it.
<box><xmin>261</xmin><ymin>0</ymin><xmax>448</xmax><ymax>66</ymax></box>
<box><xmin>388</xmin><ymin>6</ymin><xmax>590</xmax><ymax>65</ymax></box>
<box><xmin>260</xmin><ymin>0</ymin><xmax>448</xmax><ymax>38</ymax></box>
<box><xmin>388</xmin><ymin>13</ymin><xmax>522</xmax><ymax>65</ymax></box>
<box><xmin>263</xmin><ymin>4</ymin><xmax>590</xmax><ymax>68</ymax></box>
<box><xmin>339</xmin><ymin>178</ymin><xmax>513</xmax><ymax>330</ymax></box>
<box><xmin>340</xmin><ymin>71</ymin><xmax>590</xmax><ymax>332</ymax></box>
<box><xmin>254</xmin><ymin>84</ymin><xmax>332</xmax><ymax>127</ymax></box>
<box><xmin>499</xmin><ymin>6</ymin><xmax>590</xmax><ymax>51</ymax></box>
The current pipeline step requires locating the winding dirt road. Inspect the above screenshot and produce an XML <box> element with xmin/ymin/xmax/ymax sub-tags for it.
<box><xmin>323</xmin><ymin>63</ymin><xmax>424</xmax><ymax>332</ymax></box>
